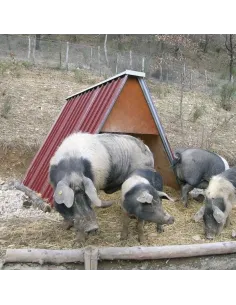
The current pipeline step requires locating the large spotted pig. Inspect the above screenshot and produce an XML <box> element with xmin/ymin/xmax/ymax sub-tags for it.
<box><xmin>49</xmin><ymin>132</ymin><xmax>154</xmax><ymax>241</ymax></box>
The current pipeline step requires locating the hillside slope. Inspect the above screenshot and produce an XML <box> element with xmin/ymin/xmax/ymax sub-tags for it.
<box><xmin>0</xmin><ymin>63</ymin><xmax>235</xmax><ymax>179</ymax></box>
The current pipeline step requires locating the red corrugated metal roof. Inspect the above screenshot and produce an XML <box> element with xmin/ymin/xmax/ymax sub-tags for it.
<box><xmin>23</xmin><ymin>74</ymin><xmax>128</xmax><ymax>205</ymax></box>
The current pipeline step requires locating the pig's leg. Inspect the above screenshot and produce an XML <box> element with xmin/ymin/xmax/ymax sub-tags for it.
<box><xmin>181</xmin><ymin>184</ymin><xmax>194</xmax><ymax>207</ymax></box>
<box><xmin>62</xmin><ymin>219</ymin><xmax>74</xmax><ymax>230</ymax></box>
<box><xmin>120</xmin><ymin>212</ymin><xmax>130</xmax><ymax>240</ymax></box>
<box><xmin>74</xmin><ymin>217</ymin><xmax>87</xmax><ymax>242</ymax></box>
<box><xmin>157</xmin><ymin>224</ymin><xmax>164</xmax><ymax>233</ymax></box>
<box><xmin>137</xmin><ymin>219</ymin><xmax>145</xmax><ymax>243</ymax></box>
<box><xmin>226</xmin><ymin>216</ymin><xmax>232</xmax><ymax>227</ymax></box>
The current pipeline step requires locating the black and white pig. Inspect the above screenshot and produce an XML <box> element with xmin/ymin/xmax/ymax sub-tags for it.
<box><xmin>120</xmin><ymin>168</ymin><xmax>175</xmax><ymax>243</ymax></box>
<box><xmin>173</xmin><ymin>148</ymin><xmax>229</xmax><ymax>207</ymax></box>
<box><xmin>49</xmin><ymin>132</ymin><xmax>154</xmax><ymax>241</ymax></box>
<box><xmin>194</xmin><ymin>166</ymin><xmax>236</xmax><ymax>239</ymax></box>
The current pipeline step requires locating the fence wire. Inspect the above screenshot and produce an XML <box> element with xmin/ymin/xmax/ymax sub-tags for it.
<box><xmin>0</xmin><ymin>35</ymin><xmax>228</xmax><ymax>93</ymax></box>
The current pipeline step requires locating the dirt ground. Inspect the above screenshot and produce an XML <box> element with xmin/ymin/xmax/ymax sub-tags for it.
<box><xmin>1</xmin><ymin>186</ymin><xmax>236</xmax><ymax>254</ymax></box>
<box><xmin>1</xmin><ymin>63</ymin><xmax>236</xmax><ymax>269</ymax></box>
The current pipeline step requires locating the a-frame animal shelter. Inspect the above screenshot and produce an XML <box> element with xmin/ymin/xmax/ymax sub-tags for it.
<box><xmin>23</xmin><ymin>70</ymin><xmax>179</xmax><ymax>205</ymax></box>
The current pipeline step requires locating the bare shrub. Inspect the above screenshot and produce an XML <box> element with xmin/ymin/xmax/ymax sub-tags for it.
<box><xmin>219</xmin><ymin>83</ymin><xmax>236</xmax><ymax>111</ymax></box>
<box><xmin>190</xmin><ymin>104</ymin><xmax>205</xmax><ymax>122</ymax></box>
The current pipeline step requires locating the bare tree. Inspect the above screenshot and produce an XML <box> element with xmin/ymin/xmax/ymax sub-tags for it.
<box><xmin>104</xmin><ymin>34</ymin><xmax>109</xmax><ymax>66</ymax></box>
<box><xmin>203</xmin><ymin>34</ymin><xmax>210</xmax><ymax>53</ymax></box>
<box><xmin>35</xmin><ymin>34</ymin><xmax>41</xmax><ymax>51</ymax></box>
<box><xmin>225</xmin><ymin>34</ymin><xmax>236</xmax><ymax>82</ymax></box>
<box><xmin>5</xmin><ymin>34</ymin><xmax>11</xmax><ymax>51</ymax></box>
<box><xmin>179</xmin><ymin>62</ymin><xmax>186</xmax><ymax>134</ymax></box>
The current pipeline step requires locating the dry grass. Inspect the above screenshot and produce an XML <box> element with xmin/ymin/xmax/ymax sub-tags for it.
<box><xmin>148</xmin><ymin>83</ymin><xmax>236</xmax><ymax>165</ymax></box>
<box><xmin>0</xmin><ymin>63</ymin><xmax>236</xmax><ymax>252</ymax></box>
<box><xmin>1</xmin><ymin>188</ymin><xmax>236</xmax><ymax>251</ymax></box>
<box><xmin>0</xmin><ymin>63</ymin><xmax>102</xmax><ymax>150</ymax></box>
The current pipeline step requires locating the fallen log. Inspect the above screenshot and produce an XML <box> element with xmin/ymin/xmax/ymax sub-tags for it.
<box><xmin>99</xmin><ymin>242</ymin><xmax>236</xmax><ymax>260</ymax></box>
<box><xmin>13</xmin><ymin>181</ymin><xmax>51</xmax><ymax>213</ymax></box>
<box><xmin>4</xmin><ymin>242</ymin><xmax>236</xmax><ymax>267</ymax></box>
<box><xmin>4</xmin><ymin>248</ymin><xmax>84</xmax><ymax>265</ymax></box>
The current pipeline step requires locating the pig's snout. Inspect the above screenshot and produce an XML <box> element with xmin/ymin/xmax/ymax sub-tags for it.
<box><xmin>206</xmin><ymin>233</ymin><xmax>215</xmax><ymax>240</ymax></box>
<box><xmin>167</xmin><ymin>216</ymin><xmax>175</xmax><ymax>224</ymax></box>
<box><xmin>164</xmin><ymin>214</ymin><xmax>175</xmax><ymax>225</ymax></box>
<box><xmin>84</xmin><ymin>223</ymin><xmax>99</xmax><ymax>235</ymax></box>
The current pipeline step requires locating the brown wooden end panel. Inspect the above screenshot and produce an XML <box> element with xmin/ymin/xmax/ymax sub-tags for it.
<box><xmin>133</xmin><ymin>134</ymin><xmax>180</xmax><ymax>190</ymax></box>
<box><xmin>101</xmin><ymin>77</ymin><xmax>158</xmax><ymax>135</ymax></box>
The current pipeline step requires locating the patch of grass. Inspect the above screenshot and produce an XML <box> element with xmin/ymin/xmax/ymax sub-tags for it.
<box><xmin>1</xmin><ymin>97</ymin><xmax>12</xmax><ymax>119</ymax></box>
<box><xmin>190</xmin><ymin>104</ymin><xmax>206</xmax><ymax>122</ymax></box>
<box><xmin>21</xmin><ymin>61</ymin><xmax>33</xmax><ymax>69</ymax></box>
<box><xmin>0</xmin><ymin>61</ymin><xmax>9</xmax><ymax>76</ymax></box>
<box><xmin>74</xmin><ymin>69</ymin><xmax>87</xmax><ymax>83</ymax></box>
<box><xmin>0</xmin><ymin>59</ymin><xmax>32</xmax><ymax>78</ymax></box>
<box><xmin>74</xmin><ymin>68</ymin><xmax>102</xmax><ymax>85</ymax></box>
<box><xmin>219</xmin><ymin>82</ymin><xmax>236</xmax><ymax>111</ymax></box>
<box><xmin>207</xmin><ymin>80</ymin><xmax>218</xmax><ymax>88</ymax></box>
<box><xmin>150</xmin><ymin>84</ymin><xmax>171</xmax><ymax>99</ymax></box>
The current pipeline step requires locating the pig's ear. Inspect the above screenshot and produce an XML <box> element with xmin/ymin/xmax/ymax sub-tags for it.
<box><xmin>194</xmin><ymin>205</ymin><xmax>205</xmax><ymax>222</ymax></box>
<box><xmin>212</xmin><ymin>205</ymin><xmax>225</xmax><ymax>224</ymax></box>
<box><xmin>83</xmin><ymin>176</ymin><xmax>103</xmax><ymax>207</ymax></box>
<box><xmin>137</xmin><ymin>191</ymin><xmax>153</xmax><ymax>203</ymax></box>
<box><xmin>157</xmin><ymin>191</ymin><xmax>174</xmax><ymax>202</ymax></box>
<box><xmin>54</xmin><ymin>181</ymin><xmax>74</xmax><ymax>208</ymax></box>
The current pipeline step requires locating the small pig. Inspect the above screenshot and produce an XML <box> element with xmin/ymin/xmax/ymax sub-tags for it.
<box><xmin>194</xmin><ymin>166</ymin><xmax>236</xmax><ymax>239</ymax></box>
<box><xmin>173</xmin><ymin>148</ymin><xmax>229</xmax><ymax>207</ymax></box>
<box><xmin>120</xmin><ymin>168</ymin><xmax>175</xmax><ymax>243</ymax></box>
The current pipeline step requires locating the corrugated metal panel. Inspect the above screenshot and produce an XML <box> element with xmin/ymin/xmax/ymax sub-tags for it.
<box><xmin>23</xmin><ymin>75</ymin><xmax>128</xmax><ymax>205</ymax></box>
<box><xmin>66</xmin><ymin>70</ymin><xmax>145</xmax><ymax>99</ymax></box>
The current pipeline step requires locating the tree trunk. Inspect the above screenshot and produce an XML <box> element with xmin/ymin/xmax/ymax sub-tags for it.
<box><xmin>35</xmin><ymin>34</ymin><xmax>41</xmax><ymax>51</ymax></box>
<box><xmin>225</xmin><ymin>34</ymin><xmax>235</xmax><ymax>82</ymax></box>
<box><xmin>203</xmin><ymin>34</ymin><xmax>209</xmax><ymax>53</ymax></box>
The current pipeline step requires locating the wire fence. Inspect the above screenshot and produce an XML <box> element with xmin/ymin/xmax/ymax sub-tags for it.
<box><xmin>0</xmin><ymin>35</ymin><xmax>228</xmax><ymax>94</ymax></box>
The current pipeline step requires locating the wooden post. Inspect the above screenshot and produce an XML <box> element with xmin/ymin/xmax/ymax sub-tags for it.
<box><xmin>142</xmin><ymin>57</ymin><xmax>145</xmax><ymax>72</ymax></box>
<box><xmin>35</xmin><ymin>34</ymin><xmax>41</xmax><ymax>51</ymax></box>
<box><xmin>205</xmin><ymin>70</ymin><xmax>208</xmax><ymax>83</ymax></box>
<box><xmin>32</xmin><ymin>37</ymin><xmax>36</xmax><ymax>64</ymax></box>
<box><xmin>5</xmin><ymin>34</ymin><xmax>11</xmax><ymax>51</ymax></box>
<box><xmin>104</xmin><ymin>34</ymin><xmax>109</xmax><ymax>66</ymax></box>
<box><xmin>183</xmin><ymin>62</ymin><xmax>186</xmax><ymax>76</ymax></box>
<box><xmin>90</xmin><ymin>47</ymin><xmax>93</xmax><ymax>70</ymax></box>
<box><xmin>59</xmin><ymin>41</ymin><xmax>62</xmax><ymax>69</ymax></box>
<box><xmin>159</xmin><ymin>63</ymin><xmax>163</xmax><ymax>81</ymax></box>
<box><xmin>115</xmin><ymin>53</ymin><xmax>118</xmax><ymax>74</ymax></box>
<box><xmin>129</xmin><ymin>50</ymin><xmax>132</xmax><ymax>69</ymax></box>
<box><xmin>28</xmin><ymin>36</ymin><xmax>31</xmax><ymax>60</ymax></box>
<box><xmin>65</xmin><ymin>42</ymin><xmax>69</xmax><ymax>71</ymax></box>
<box><xmin>98</xmin><ymin>46</ymin><xmax>101</xmax><ymax>76</ymax></box>
<box><xmin>84</xmin><ymin>246</ymin><xmax>98</xmax><ymax>270</ymax></box>
<box><xmin>190</xmin><ymin>69</ymin><xmax>193</xmax><ymax>89</ymax></box>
